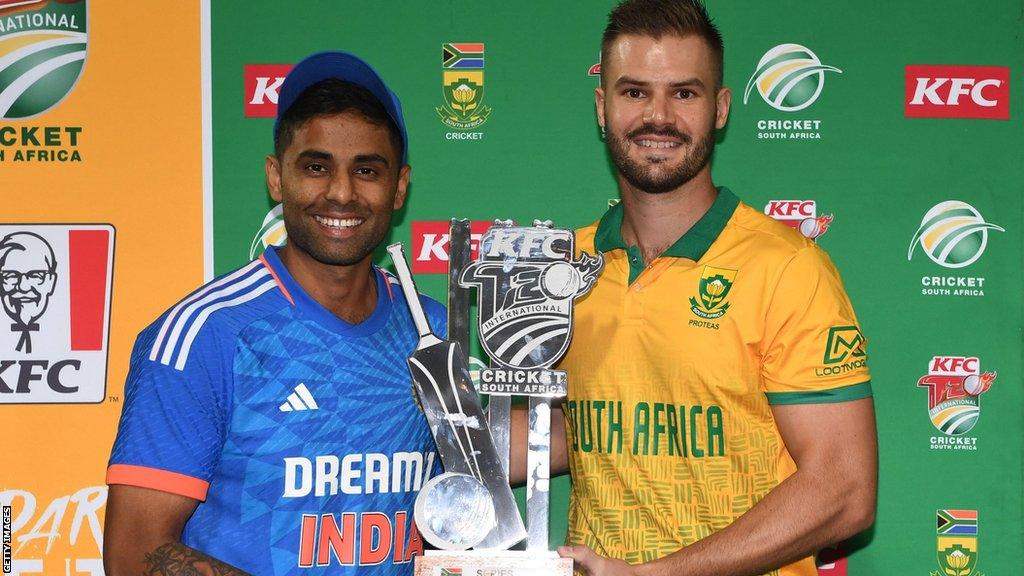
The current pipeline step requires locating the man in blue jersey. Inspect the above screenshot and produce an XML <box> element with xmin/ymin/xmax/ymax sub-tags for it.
<box><xmin>104</xmin><ymin>52</ymin><xmax>444</xmax><ymax>576</ymax></box>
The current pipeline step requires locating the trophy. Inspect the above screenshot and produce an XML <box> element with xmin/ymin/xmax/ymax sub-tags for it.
<box><xmin>387</xmin><ymin>218</ymin><xmax>602</xmax><ymax>575</ymax></box>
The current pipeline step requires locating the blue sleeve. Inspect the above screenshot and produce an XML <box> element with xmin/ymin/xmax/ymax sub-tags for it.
<box><xmin>106</xmin><ymin>319</ymin><xmax>232</xmax><ymax>500</ymax></box>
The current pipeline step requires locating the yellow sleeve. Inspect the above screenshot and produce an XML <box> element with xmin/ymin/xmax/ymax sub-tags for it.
<box><xmin>760</xmin><ymin>245</ymin><xmax>872</xmax><ymax>405</ymax></box>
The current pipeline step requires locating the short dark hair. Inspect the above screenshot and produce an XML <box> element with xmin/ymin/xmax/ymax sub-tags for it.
<box><xmin>601</xmin><ymin>0</ymin><xmax>724</xmax><ymax>88</ymax></box>
<box><xmin>273</xmin><ymin>78</ymin><xmax>404</xmax><ymax>162</ymax></box>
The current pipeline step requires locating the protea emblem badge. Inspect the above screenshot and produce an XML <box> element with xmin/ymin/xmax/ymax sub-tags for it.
<box><xmin>690</xmin><ymin>266</ymin><xmax>737</xmax><ymax>320</ymax></box>
<box><xmin>437</xmin><ymin>42</ymin><xmax>492</xmax><ymax>130</ymax></box>
<box><xmin>932</xmin><ymin>509</ymin><xmax>983</xmax><ymax>576</ymax></box>
<box><xmin>460</xmin><ymin>221</ymin><xmax>602</xmax><ymax>391</ymax></box>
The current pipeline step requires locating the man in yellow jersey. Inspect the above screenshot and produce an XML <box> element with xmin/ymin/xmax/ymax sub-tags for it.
<box><xmin>534</xmin><ymin>1</ymin><xmax>877</xmax><ymax>574</ymax></box>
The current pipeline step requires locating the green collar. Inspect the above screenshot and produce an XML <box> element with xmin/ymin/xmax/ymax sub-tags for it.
<box><xmin>595</xmin><ymin>187</ymin><xmax>739</xmax><ymax>262</ymax></box>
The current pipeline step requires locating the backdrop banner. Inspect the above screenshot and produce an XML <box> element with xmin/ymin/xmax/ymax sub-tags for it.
<box><xmin>212</xmin><ymin>2</ymin><xmax>1022</xmax><ymax>575</ymax></box>
<box><xmin>1</xmin><ymin>1</ymin><xmax>205</xmax><ymax>574</ymax></box>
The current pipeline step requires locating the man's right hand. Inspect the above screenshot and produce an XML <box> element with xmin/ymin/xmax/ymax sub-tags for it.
<box><xmin>103</xmin><ymin>485</ymin><xmax>249</xmax><ymax>576</ymax></box>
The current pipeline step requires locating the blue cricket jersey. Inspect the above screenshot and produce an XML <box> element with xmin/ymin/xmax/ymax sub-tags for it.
<box><xmin>108</xmin><ymin>247</ymin><xmax>445</xmax><ymax>574</ymax></box>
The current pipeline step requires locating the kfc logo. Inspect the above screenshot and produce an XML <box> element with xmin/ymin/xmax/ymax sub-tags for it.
<box><xmin>0</xmin><ymin>225</ymin><xmax>114</xmax><ymax>403</ymax></box>
<box><xmin>410</xmin><ymin>221</ymin><xmax>491</xmax><ymax>274</ymax></box>
<box><xmin>1</xmin><ymin>233</ymin><xmax>57</xmax><ymax>353</ymax></box>
<box><xmin>905</xmin><ymin>65</ymin><xmax>1009</xmax><ymax>120</ymax></box>
<box><xmin>764</xmin><ymin>200</ymin><xmax>833</xmax><ymax>241</ymax></box>
<box><xmin>244</xmin><ymin>64</ymin><xmax>292</xmax><ymax>118</ymax></box>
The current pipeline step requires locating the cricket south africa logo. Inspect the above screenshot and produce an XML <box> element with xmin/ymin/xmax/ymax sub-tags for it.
<box><xmin>745</xmin><ymin>43</ymin><xmax>839</xmax><ymax>140</ymax></box>
<box><xmin>689</xmin><ymin>266</ymin><xmax>736</xmax><ymax>320</ymax></box>
<box><xmin>744</xmin><ymin>44</ymin><xmax>841</xmax><ymax>112</ymax></box>
<box><xmin>917</xmin><ymin>356</ymin><xmax>995</xmax><ymax>450</ymax></box>
<box><xmin>932</xmin><ymin>510</ymin><xmax>983</xmax><ymax>576</ymax></box>
<box><xmin>911</xmin><ymin>201</ymin><xmax>1002</xmax><ymax>299</ymax></box>
<box><xmin>437</xmin><ymin>42</ymin><xmax>491</xmax><ymax>133</ymax></box>
<box><xmin>908</xmin><ymin>201</ymin><xmax>1003</xmax><ymax>269</ymax></box>
<box><xmin>0</xmin><ymin>0</ymin><xmax>87</xmax><ymax>119</ymax></box>
<box><xmin>460</xmin><ymin>222</ymin><xmax>602</xmax><ymax>392</ymax></box>
<box><xmin>249</xmin><ymin>204</ymin><xmax>286</xmax><ymax>259</ymax></box>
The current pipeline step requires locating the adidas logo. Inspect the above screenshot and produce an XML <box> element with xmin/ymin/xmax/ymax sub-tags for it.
<box><xmin>279</xmin><ymin>383</ymin><xmax>319</xmax><ymax>412</ymax></box>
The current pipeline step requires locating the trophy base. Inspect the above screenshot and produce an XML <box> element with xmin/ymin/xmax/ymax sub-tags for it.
<box><xmin>415</xmin><ymin>549</ymin><xmax>573</xmax><ymax>575</ymax></box>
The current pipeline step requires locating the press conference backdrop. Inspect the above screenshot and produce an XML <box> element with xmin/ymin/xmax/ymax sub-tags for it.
<box><xmin>2</xmin><ymin>1</ymin><xmax>1020</xmax><ymax>575</ymax></box>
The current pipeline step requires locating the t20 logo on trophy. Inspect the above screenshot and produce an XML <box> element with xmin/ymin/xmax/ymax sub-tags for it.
<box><xmin>462</xmin><ymin>221</ymin><xmax>601</xmax><ymax>393</ymax></box>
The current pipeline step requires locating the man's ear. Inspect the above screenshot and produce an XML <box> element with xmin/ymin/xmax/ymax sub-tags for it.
<box><xmin>715</xmin><ymin>86</ymin><xmax>732</xmax><ymax>130</ymax></box>
<box><xmin>394</xmin><ymin>165</ymin><xmax>411</xmax><ymax>211</ymax></box>
<box><xmin>266</xmin><ymin>154</ymin><xmax>282</xmax><ymax>202</ymax></box>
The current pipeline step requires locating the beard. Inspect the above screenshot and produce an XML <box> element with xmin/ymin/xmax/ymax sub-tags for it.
<box><xmin>282</xmin><ymin>202</ymin><xmax>391</xmax><ymax>267</ymax></box>
<box><xmin>606</xmin><ymin>123</ymin><xmax>715</xmax><ymax>194</ymax></box>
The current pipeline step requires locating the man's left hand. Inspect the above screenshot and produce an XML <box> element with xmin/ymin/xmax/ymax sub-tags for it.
<box><xmin>558</xmin><ymin>545</ymin><xmax>637</xmax><ymax>576</ymax></box>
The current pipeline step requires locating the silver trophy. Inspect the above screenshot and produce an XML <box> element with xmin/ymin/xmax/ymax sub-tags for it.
<box><xmin>388</xmin><ymin>218</ymin><xmax>602</xmax><ymax>575</ymax></box>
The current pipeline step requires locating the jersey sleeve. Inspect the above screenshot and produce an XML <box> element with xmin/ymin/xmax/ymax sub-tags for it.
<box><xmin>106</xmin><ymin>321</ymin><xmax>233</xmax><ymax>501</ymax></box>
<box><xmin>760</xmin><ymin>245</ymin><xmax>871</xmax><ymax>405</ymax></box>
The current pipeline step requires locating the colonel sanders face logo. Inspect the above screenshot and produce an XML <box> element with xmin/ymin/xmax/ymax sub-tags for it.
<box><xmin>0</xmin><ymin>232</ymin><xmax>57</xmax><ymax>353</ymax></box>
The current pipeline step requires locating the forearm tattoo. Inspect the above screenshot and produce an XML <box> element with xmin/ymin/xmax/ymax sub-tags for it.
<box><xmin>141</xmin><ymin>542</ymin><xmax>250</xmax><ymax>576</ymax></box>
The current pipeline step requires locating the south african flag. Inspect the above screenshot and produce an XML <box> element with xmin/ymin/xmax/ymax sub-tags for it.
<box><xmin>443</xmin><ymin>43</ymin><xmax>484</xmax><ymax>69</ymax></box>
<box><xmin>937</xmin><ymin>510</ymin><xmax>978</xmax><ymax>536</ymax></box>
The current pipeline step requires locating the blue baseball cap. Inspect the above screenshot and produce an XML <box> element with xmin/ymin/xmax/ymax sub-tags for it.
<box><xmin>274</xmin><ymin>51</ymin><xmax>408</xmax><ymax>164</ymax></box>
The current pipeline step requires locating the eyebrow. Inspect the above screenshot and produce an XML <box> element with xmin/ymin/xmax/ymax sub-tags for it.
<box><xmin>353</xmin><ymin>153</ymin><xmax>390</xmax><ymax>168</ymax></box>
<box><xmin>295</xmin><ymin>149</ymin><xmax>333</xmax><ymax>161</ymax></box>
<box><xmin>615</xmin><ymin>76</ymin><xmax>706</xmax><ymax>89</ymax></box>
<box><xmin>294</xmin><ymin>150</ymin><xmax>391</xmax><ymax>168</ymax></box>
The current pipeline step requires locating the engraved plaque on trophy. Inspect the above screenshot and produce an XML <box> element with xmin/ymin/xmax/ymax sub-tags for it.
<box><xmin>389</xmin><ymin>218</ymin><xmax>602</xmax><ymax>575</ymax></box>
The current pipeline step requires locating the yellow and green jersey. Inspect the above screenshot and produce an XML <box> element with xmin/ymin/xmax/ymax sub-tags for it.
<box><xmin>559</xmin><ymin>188</ymin><xmax>870</xmax><ymax>576</ymax></box>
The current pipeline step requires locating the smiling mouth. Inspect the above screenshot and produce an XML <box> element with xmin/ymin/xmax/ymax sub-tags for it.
<box><xmin>635</xmin><ymin>139</ymin><xmax>681</xmax><ymax>149</ymax></box>
<box><xmin>314</xmin><ymin>215</ymin><xmax>365</xmax><ymax>229</ymax></box>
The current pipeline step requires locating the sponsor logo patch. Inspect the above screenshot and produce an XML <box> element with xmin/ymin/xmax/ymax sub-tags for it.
<box><xmin>815</xmin><ymin>326</ymin><xmax>867</xmax><ymax>378</ymax></box>
<box><xmin>823</xmin><ymin>326</ymin><xmax>865</xmax><ymax>365</ymax></box>
<box><xmin>0</xmin><ymin>224</ymin><xmax>113</xmax><ymax>403</ymax></box>
<box><xmin>764</xmin><ymin>199</ymin><xmax>833</xmax><ymax>240</ymax></box>
<box><xmin>905</xmin><ymin>65</ymin><xmax>1009</xmax><ymax>120</ymax></box>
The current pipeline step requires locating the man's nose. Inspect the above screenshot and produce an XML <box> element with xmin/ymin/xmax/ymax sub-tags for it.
<box><xmin>642</xmin><ymin>92</ymin><xmax>672</xmax><ymax>126</ymax></box>
<box><xmin>325</xmin><ymin>174</ymin><xmax>355</xmax><ymax>204</ymax></box>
